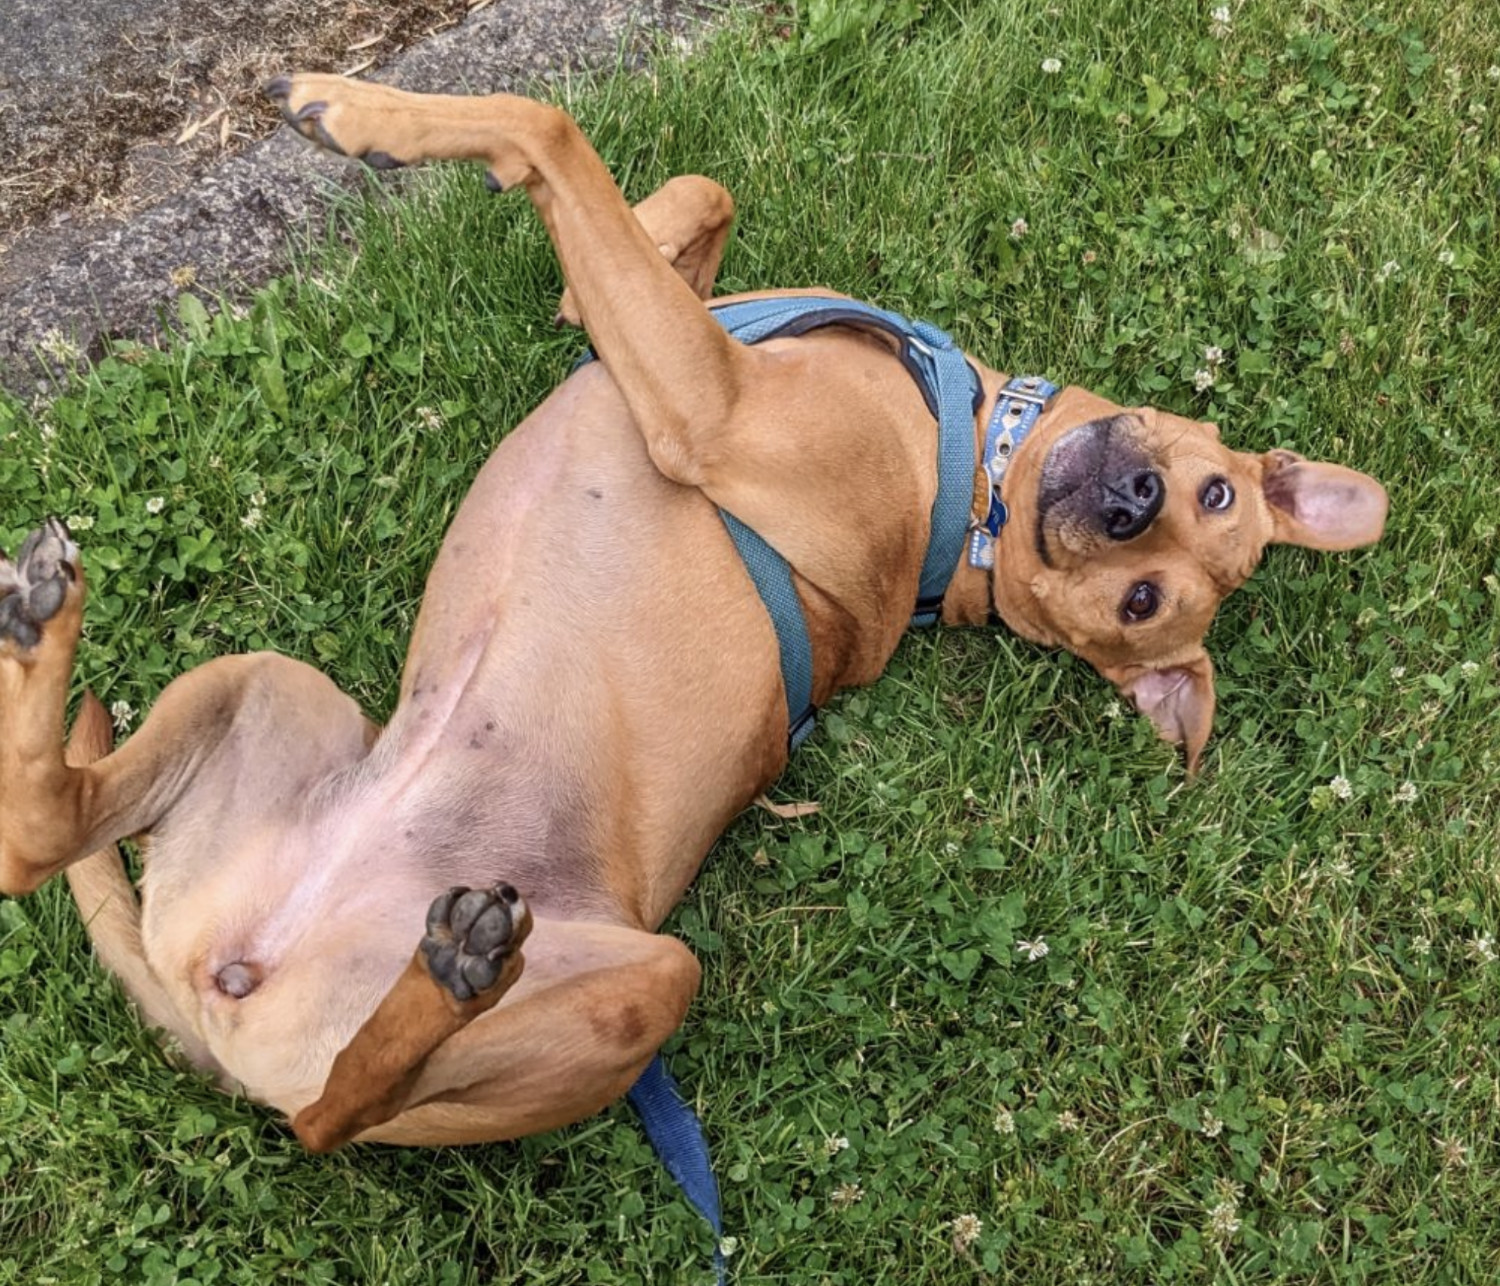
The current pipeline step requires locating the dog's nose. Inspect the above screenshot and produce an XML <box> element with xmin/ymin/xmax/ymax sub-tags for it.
<box><xmin>1101</xmin><ymin>468</ymin><xmax>1164</xmax><ymax>540</ymax></box>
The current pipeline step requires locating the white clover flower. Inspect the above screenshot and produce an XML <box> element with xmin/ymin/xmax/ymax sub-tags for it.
<box><xmin>1193</xmin><ymin>368</ymin><xmax>1216</xmax><ymax>392</ymax></box>
<box><xmin>830</xmin><ymin>1182</ymin><xmax>864</xmax><ymax>1209</ymax></box>
<box><xmin>1016</xmin><ymin>937</ymin><xmax>1049</xmax><ymax>962</ymax></box>
<box><xmin>1391</xmin><ymin>665</ymin><xmax>1406</xmax><ymax>679</ymax></box>
<box><xmin>1329</xmin><ymin>774</ymin><xmax>1353</xmax><ymax>800</ymax></box>
<box><xmin>993</xmin><ymin>1106</ymin><xmax>1016</xmax><ymax>1135</ymax></box>
<box><xmin>1437</xmin><ymin>249</ymin><xmax>1455</xmax><ymax>266</ymax></box>
<box><xmin>241</xmin><ymin>507</ymin><xmax>263</xmax><ymax>530</ymax></box>
<box><xmin>1207</xmin><ymin>1200</ymin><xmax>1242</xmax><ymax>1240</ymax></box>
<box><xmin>110</xmin><ymin>700</ymin><xmax>136</xmax><ymax>732</ymax></box>
<box><xmin>950</xmin><ymin>1213</ymin><xmax>983</xmax><ymax>1251</ymax></box>
<box><xmin>1468</xmin><ymin>934</ymin><xmax>1497</xmax><ymax>964</ymax></box>
<box><xmin>1461</xmin><ymin>659</ymin><xmax>1479</xmax><ymax>676</ymax></box>
<box><xmin>1412</xmin><ymin>934</ymin><xmax>1432</xmax><ymax>957</ymax></box>
<box><xmin>1210</xmin><ymin>5</ymin><xmax>1232</xmax><ymax>22</ymax></box>
<box><xmin>1488</xmin><ymin>66</ymin><xmax>1500</xmax><ymax>82</ymax></box>
<box><xmin>1201</xmin><ymin>1109</ymin><xmax>1224</xmax><ymax>1138</ymax></box>
<box><xmin>415</xmin><ymin>405</ymin><xmax>445</xmax><ymax>432</ymax></box>
<box><xmin>718</xmin><ymin>1235</ymin><xmax>738</xmax><ymax>1257</ymax></box>
<box><xmin>824</xmin><ymin>1134</ymin><xmax>851</xmax><ymax>1156</ymax></box>
<box><xmin>145</xmin><ymin>496</ymin><xmax>166</xmax><ymax>515</ymax></box>
<box><xmin>39</xmin><ymin>329</ymin><xmax>82</xmax><ymax>364</ymax></box>
<box><xmin>1375</xmin><ymin>259</ymin><xmax>1401</xmax><ymax>283</ymax></box>
<box><xmin>1393</xmin><ymin>781</ymin><xmax>1418</xmax><ymax>805</ymax></box>
<box><xmin>1057</xmin><ymin>1110</ymin><xmax>1081</xmax><ymax>1133</ymax></box>
<box><xmin>1203</xmin><ymin>344</ymin><xmax>1225</xmax><ymax>366</ymax></box>
<box><xmin>943</xmin><ymin>840</ymin><xmax>960</xmax><ymax>857</ymax></box>
<box><xmin>1010</xmin><ymin>217</ymin><xmax>1029</xmax><ymax>239</ymax></box>
<box><xmin>1435</xmin><ymin>1136</ymin><xmax>1469</xmax><ymax>1168</ymax></box>
<box><xmin>66</xmin><ymin>515</ymin><xmax>96</xmax><ymax>532</ymax></box>
<box><xmin>1041</xmin><ymin>57</ymin><xmax>1062</xmax><ymax>75</ymax></box>
<box><xmin>1104</xmin><ymin>699</ymin><xmax>1123</xmax><ymax>719</ymax></box>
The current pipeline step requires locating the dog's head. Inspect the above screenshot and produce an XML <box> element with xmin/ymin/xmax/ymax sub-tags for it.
<box><xmin>993</xmin><ymin>386</ymin><xmax>1388</xmax><ymax>771</ymax></box>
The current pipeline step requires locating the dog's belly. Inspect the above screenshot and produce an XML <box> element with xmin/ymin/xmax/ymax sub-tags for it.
<box><xmin>370</xmin><ymin>366</ymin><xmax>787</xmax><ymax>926</ymax></box>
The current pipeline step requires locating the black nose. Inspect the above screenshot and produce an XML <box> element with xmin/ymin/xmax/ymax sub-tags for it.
<box><xmin>1101</xmin><ymin>469</ymin><xmax>1164</xmax><ymax>541</ymax></box>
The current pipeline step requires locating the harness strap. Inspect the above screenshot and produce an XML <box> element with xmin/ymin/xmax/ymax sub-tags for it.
<box><xmin>576</xmin><ymin>296</ymin><xmax>981</xmax><ymax>747</ymax></box>
<box><xmin>699</xmin><ymin>299</ymin><xmax>982</xmax><ymax>629</ymax></box>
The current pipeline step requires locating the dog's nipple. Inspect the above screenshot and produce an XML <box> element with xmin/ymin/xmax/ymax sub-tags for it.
<box><xmin>215</xmin><ymin>961</ymin><xmax>261</xmax><ymax>999</ymax></box>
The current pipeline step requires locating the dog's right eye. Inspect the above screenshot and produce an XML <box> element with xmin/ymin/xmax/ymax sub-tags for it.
<box><xmin>1121</xmin><ymin>582</ymin><xmax>1160</xmax><ymax>623</ymax></box>
<box><xmin>1200</xmin><ymin>476</ymin><xmax>1235</xmax><ymax>512</ymax></box>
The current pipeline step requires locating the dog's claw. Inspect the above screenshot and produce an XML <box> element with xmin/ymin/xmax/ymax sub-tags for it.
<box><xmin>0</xmin><ymin>519</ymin><xmax>79</xmax><ymax>653</ymax></box>
<box><xmin>421</xmin><ymin>882</ymin><xmax>530</xmax><ymax>1002</ymax></box>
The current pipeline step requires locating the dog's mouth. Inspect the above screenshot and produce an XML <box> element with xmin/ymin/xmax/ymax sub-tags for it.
<box><xmin>1033</xmin><ymin>415</ymin><xmax>1164</xmax><ymax>560</ymax></box>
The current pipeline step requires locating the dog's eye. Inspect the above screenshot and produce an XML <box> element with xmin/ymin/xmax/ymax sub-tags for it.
<box><xmin>1121</xmin><ymin>582</ymin><xmax>1160</xmax><ymax>623</ymax></box>
<box><xmin>1200</xmin><ymin>476</ymin><xmax>1235</xmax><ymax>512</ymax></box>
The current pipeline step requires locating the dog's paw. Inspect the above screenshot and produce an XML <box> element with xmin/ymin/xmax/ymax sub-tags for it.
<box><xmin>0</xmin><ymin>519</ymin><xmax>80</xmax><ymax>655</ymax></box>
<box><xmin>265</xmin><ymin>74</ymin><xmax>409</xmax><ymax>171</ymax></box>
<box><xmin>421</xmin><ymin>883</ymin><xmax>533</xmax><ymax>1003</ymax></box>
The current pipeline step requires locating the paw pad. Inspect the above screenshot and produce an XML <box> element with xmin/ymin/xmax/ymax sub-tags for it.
<box><xmin>421</xmin><ymin>883</ymin><xmax>531</xmax><ymax>1002</ymax></box>
<box><xmin>0</xmin><ymin>519</ymin><xmax>78</xmax><ymax>651</ymax></box>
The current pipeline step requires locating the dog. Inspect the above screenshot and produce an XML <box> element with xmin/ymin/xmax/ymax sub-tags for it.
<box><xmin>0</xmin><ymin>75</ymin><xmax>1388</xmax><ymax>1152</ymax></box>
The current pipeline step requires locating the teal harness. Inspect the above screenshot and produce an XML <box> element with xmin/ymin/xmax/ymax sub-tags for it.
<box><xmin>578</xmin><ymin>297</ymin><xmax>1056</xmax><ymax>1282</ymax></box>
<box><xmin>578</xmin><ymin>296</ymin><xmax>995</xmax><ymax>748</ymax></box>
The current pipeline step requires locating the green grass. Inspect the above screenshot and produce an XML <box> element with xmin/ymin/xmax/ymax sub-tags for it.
<box><xmin>3</xmin><ymin>0</ymin><xmax>1499</xmax><ymax>1281</ymax></box>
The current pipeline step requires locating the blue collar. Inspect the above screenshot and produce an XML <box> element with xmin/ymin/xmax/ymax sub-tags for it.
<box><xmin>967</xmin><ymin>376</ymin><xmax>1058</xmax><ymax>570</ymax></box>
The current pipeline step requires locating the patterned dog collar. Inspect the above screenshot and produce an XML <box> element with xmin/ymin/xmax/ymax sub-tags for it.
<box><xmin>967</xmin><ymin>375</ymin><xmax>1058</xmax><ymax>570</ymax></box>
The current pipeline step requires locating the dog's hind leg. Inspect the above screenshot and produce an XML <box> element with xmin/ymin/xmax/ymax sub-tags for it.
<box><xmin>291</xmin><ymin>891</ymin><xmax>700</xmax><ymax>1150</ymax></box>
<box><xmin>0</xmin><ymin>521</ymin><xmax>374</xmax><ymax>898</ymax></box>
<box><xmin>57</xmin><ymin>691</ymin><xmax>220</xmax><ymax>1072</ymax></box>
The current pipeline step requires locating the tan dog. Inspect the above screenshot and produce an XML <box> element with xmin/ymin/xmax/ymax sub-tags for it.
<box><xmin>0</xmin><ymin>77</ymin><xmax>1388</xmax><ymax>1152</ymax></box>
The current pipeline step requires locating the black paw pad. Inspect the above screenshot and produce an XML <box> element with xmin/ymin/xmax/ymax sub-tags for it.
<box><xmin>421</xmin><ymin>883</ymin><xmax>530</xmax><ymax>1002</ymax></box>
<box><xmin>0</xmin><ymin>518</ymin><xmax>77</xmax><ymax>651</ymax></box>
<box><xmin>362</xmin><ymin>150</ymin><xmax>405</xmax><ymax>171</ymax></box>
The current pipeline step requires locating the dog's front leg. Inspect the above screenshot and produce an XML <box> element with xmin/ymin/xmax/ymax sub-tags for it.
<box><xmin>267</xmin><ymin>76</ymin><xmax>753</xmax><ymax>490</ymax></box>
<box><xmin>291</xmin><ymin>895</ymin><xmax>701</xmax><ymax>1150</ymax></box>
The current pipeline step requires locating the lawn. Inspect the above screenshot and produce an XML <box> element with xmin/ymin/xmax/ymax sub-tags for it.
<box><xmin>2</xmin><ymin>0</ymin><xmax>1498</xmax><ymax>1282</ymax></box>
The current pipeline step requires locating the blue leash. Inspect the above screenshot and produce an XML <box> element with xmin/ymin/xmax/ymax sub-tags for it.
<box><xmin>627</xmin><ymin>1055</ymin><xmax>726</xmax><ymax>1284</ymax></box>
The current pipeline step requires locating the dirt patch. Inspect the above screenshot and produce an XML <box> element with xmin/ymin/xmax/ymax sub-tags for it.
<box><xmin>1</xmin><ymin>0</ymin><xmax>478</xmax><ymax>245</ymax></box>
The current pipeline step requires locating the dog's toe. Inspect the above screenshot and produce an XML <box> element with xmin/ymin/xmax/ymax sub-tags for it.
<box><xmin>421</xmin><ymin>882</ymin><xmax>531</xmax><ymax>1002</ymax></box>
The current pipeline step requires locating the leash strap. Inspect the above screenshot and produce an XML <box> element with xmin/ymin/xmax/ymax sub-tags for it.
<box><xmin>626</xmin><ymin>1054</ymin><xmax>726</xmax><ymax>1286</ymax></box>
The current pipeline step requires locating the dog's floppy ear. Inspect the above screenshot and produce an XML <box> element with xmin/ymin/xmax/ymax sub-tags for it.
<box><xmin>1260</xmin><ymin>449</ymin><xmax>1388</xmax><ymax>551</ymax></box>
<box><xmin>1103</xmin><ymin>651</ymin><xmax>1216</xmax><ymax>776</ymax></box>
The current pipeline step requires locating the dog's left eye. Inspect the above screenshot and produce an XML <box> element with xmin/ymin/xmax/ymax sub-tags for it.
<box><xmin>1121</xmin><ymin>582</ymin><xmax>1160</xmax><ymax>623</ymax></box>
<box><xmin>1200</xmin><ymin>477</ymin><xmax>1235</xmax><ymax>512</ymax></box>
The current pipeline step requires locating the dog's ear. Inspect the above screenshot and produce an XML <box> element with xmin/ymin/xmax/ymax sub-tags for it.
<box><xmin>1103</xmin><ymin>651</ymin><xmax>1216</xmax><ymax>776</ymax></box>
<box><xmin>1260</xmin><ymin>449</ymin><xmax>1388</xmax><ymax>550</ymax></box>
